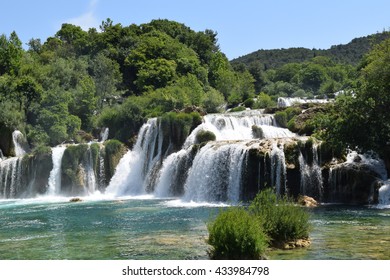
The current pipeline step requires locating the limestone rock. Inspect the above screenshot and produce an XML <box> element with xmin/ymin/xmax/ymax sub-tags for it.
<box><xmin>298</xmin><ymin>195</ymin><xmax>318</xmax><ymax>207</ymax></box>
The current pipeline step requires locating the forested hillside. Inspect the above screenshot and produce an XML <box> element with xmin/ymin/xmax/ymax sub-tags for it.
<box><xmin>1</xmin><ymin>19</ymin><xmax>389</xmax><ymax>168</ymax></box>
<box><xmin>232</xmin><ymin>31</ymin><xmax>390</xmax><ymax>69</ymax></box>
<box><xmin>0</xmin><ymin>19</ymin><xmax>255</xmax><ymax>151</ymax></box>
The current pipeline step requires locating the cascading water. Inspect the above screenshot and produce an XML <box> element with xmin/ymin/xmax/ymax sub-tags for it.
<box><xmin>183</xmin><ymin>110</ymin><xmax>295</xmax><ymax>147</ymax></box>
<box><xmin>378</xmin><ymin>180</ymin><xmax>390</xmax><ymax>206</ymax></box>
<box><xmin>106</xmin><ymin>118</ymin><xmax>164</xmax><ymax>196</ymax></box>
<box><xmin>105</xmin><ymin>109</ymin><xmax>329</xmax><ymax>203</ymax></box>
<box><xmin>299</xmin><ymin>143</ymin><xmax>323</xmax><ymax>199</ymax></box>
<box><xmin>12</xmin><ymin>130</ymin><xmax>27</xmax><ymax>157</ymax></box>
<box><xmin>84</xmin><ymin>145</ymin><xmax>97</xmax><ymax>194</ymax></box>
<box><xmin>270</xmin><ymin>142</ymin><xmax>287</xmax><ymax>195</ymax></box>
<box><xmin>154</xmin><ymin>148</ymin><xmax>193</xmax><ymax>198</ymax></box>
<box><xmin>100</xmin><ymin>127</ymin><xmax>109</xmax><ymax>142</ymax></box>
<box><xmin>0</xmin><ymin>132</ymin><xmax>25</xmax><ymax>198</ymax></box>
<box><xmin>0</xmin><ymin>157</ymin><xmax>22</xmax><ymax>198</ymax></box>
<box><xmin>46</xmin><ymin>146</ymin><xmax>67</xmax><ymax>196</ymax></box>
<box><xmin>182</xmin><ymin>142</ymin><xmax>247</xmax><ymax>203</ymax></box>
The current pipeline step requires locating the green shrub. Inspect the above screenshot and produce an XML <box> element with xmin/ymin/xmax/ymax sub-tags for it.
<box><xmin>252</xmin><ymin>125</ymin><xmax>264</xmax><ymax>139</ymax></box>
<box><xmin>274</xmin><ymin>111</ymin><xmax>288</xmax><ymax>127</ymax></box>
<box><xmin>207</xmin><ymin>207</ymin><xmax>269</xmax><ymax>260</ymax></box>
<box><xmin>195</xmin><ymin>130</ymin><xmax>216</xmax><ymax>144</ymax></box>
<box><xmin>275</xmin><ymin>107</ymin><xmax>302</xmax><ymax>128</ymax></box>
<box><xmin>249</xmin><ymin>189</ymin><xmax>310</xmax><ymax>244</ymax></box>
<box><xmin>160</xmin><ymin>111</ymin><xmax>202</xmax><ymax>149</ymax></box>
<box><xmin>253</xmin><ymin>92</ymin><xmax>276</xmax><ymax>109</ymax></box>
<box><xmin>243</xmin><ymin>98</ymin><xmax>255</xmax><ymax>108</ymax></box>
<box><xmin>230</xmin><ymin>106</ymin><xmax>246</xmax><ymax>112</ymax></box>
<box><xmin>104</xmin><ymin>139</ymin><xmax>126</xmax><ymax>181</ymax></box>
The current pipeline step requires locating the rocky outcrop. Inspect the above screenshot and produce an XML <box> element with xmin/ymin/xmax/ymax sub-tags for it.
<box><xmin>0</xmin><ymin>126</ymin><xmax>13</xmax><ymax>157</ymax></box>
<box><xmin>324</xmin><ymin>163</ymin><xmax>382</xmax><ymax>204</ymax></box>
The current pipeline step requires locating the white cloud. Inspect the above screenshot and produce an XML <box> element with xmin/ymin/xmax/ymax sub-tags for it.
<box><xmin>67</xmin><ymin>0</ymin><xmax>100</xmax><ymax>30</ymax></box>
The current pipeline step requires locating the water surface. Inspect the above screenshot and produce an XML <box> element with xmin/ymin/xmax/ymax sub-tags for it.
<box><xmin>0</xmin><ymin>199</ymin><xmax>389</xmax><ymax>260</ymax></box>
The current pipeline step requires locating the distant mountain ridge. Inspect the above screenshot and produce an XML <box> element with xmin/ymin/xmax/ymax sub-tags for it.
<box><xmin>231</xmin><ymin>31</ymin><xmax>390</xmax><ymax>69</ymax></box>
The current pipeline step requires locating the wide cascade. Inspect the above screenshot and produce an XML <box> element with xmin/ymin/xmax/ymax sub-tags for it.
<box><xmin>1</xmin><ymin>110</ymin><xmax>388</xmax><ymax>205</ymax></box>
<box><xmin>106</xmin><ymin>109</ymin><xmax>329</xmax><ymax>203</ymax></box>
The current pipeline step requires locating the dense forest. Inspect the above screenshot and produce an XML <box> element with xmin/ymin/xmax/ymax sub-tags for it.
<box><xmin>1</xmin><ymin>19</ymin><xmax>253</xmax><ymax>150</ymax></box>
<box><xmin>232</xmin><ymin>31</ymin><xmax>390</xmax><ymax>68</ymax></box>
<box><xmin>1</xmin><ymin>19</ymin><xmax>389</xmax><ymax>169</ymax></box>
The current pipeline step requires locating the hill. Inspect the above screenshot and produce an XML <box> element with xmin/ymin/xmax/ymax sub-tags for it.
<box><xmin>231</xmin><ymin>31</ymin><xmax>390</xmax><ymax>70</ymax></box>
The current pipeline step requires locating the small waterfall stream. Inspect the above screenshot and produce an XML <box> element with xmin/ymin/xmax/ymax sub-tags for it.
<box><xmin>12</xmin><ymin>130</ymin><xmax>27</xmax><ymax>157</ymax></box>
<box><xmin>46</xmin><ymin>146</ymin><xmax>67</xmax><ymax>196</ymax></box>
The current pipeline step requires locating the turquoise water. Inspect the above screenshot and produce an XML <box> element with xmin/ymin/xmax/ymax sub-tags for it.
<box><xmin>0</xmin><ymin>198</ymin><xmax>389</xmax><ymax>260</ymax></box>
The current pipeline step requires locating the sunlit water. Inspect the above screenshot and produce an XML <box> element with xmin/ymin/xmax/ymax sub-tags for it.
<box><xmin>0</xmin><ymin>199</ymin><xmax>389</xmax><ymax>259</ymax></box>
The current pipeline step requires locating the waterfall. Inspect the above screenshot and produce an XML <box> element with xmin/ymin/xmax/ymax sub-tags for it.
<box><xmin>12</xmin><ymin>130</ymin><xmax>27</xmax><ymax>157</ymax></box>
<box><xmin>154</xmin><ymin>148</ymin><xmax>193</xmax><ymax>198</ymax></box>
<box><xmin>100</xmin><ymin>127</ymin><xmax>109</xmax><ymax>142</ymax></box>
<box><xmin>46</xmin><ymin>146</ymin><xmax>66</xmax><ymax>196</ymax></box>
<box><xmin>85</xmin><ymin>145</ymin><xmax>97</xmax><ymax>194</ymax></box>
<box><xmin>378</xmin><ymin>180</ymin><xmax>390</xmax><ymax>206</ymax></box>
<box><xmin>277</xmin><ymin>97</ymin><xmax>330</xmax><ymax>108</ymax></box>
<box><xmin>299</xmin><ymin>144</ymin><xmax>323</xmax><ymax>199</ymax></box>
<box><xmin>98</xmin><ymin>151</ymin><xmax>106</xmax><ymax>191</ymax></box>
<box><xmin>106</xmin><ymin>118</ymin><xmax>163</xmax><ymax>196</ymax></box>
<box><xmin>183</xmin><ymin>110</ymin><xmax>295</xmax><ymax>147</ymax></box>
<box><xmin>0</xmin><ymin>149</ymin><xmax>4</xmax><ymax>162</ymax></box>
<box><xmin>270</xmin><ymin>142</ymin><xmax>287</xmax><ymax>195</ymax></box>
<box><xmin>0</xmin><ymin>157</ymin><xmax>22</xmax><ymax>198</ymax></box>
<box><xmin>182</xmin><ymin>142</ymin><xmax>247</xmax><ymax>203</ymax></box>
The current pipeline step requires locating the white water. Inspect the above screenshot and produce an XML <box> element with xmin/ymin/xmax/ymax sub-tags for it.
<box><xmin>0</xmin><ymin>157</ymin><xmax>21</xmax><ymax>198</ymax></box>
<box><xmin>345</xmin><ymin>150</ymin><xmax>388</xmax><ymax>180</ymax></box>
<box><xmin>299</xmin><ymin>144</ymin><xmax>323</xmax><ymax>199</ymax></box>
<box><xmin>270</xmin><ymin>142</ymin><xmax>287</xmax><ymax>195</ymax></box>
<box><xmin>85</xmin><ymin>146</ymin><xmax>97</xmax><ymax>194</ymax></box>
<box><xmin>106</xmin><ymin>119</ymin><xmax>163</xmax><ymax>196</ymax></box>
<box><xmin>100</xmin><ymin>127</ymin><xmax>109</xmax><ymax>142</ymax></box>
<box><xmin>277</xmin><ymin>97</ymin><xmax>330</xmax><ymax>108</ymax></box>
<box><xmin>12</xmin><ymin>130</ymin><xmax>27</xmax><ymax>157</ymax></box>
<box><xmin>183</xmin><ymin>110</ymin><xmax>295</xmax><ymax>147</ymax></box>
<box><xmin>378</xmin><ymin>180</ymin><xmax>390</xmax><ymax>207</ymax></box>
<box><xmin>154</xmin><ymin>148</ymin><xmax>191</xmax><ymax>198</ymax></box>
<box><xmin>46</xmin><ymin>146</ymin><xmax>67</xmax><ymax>196</ymax></box>
<box><xmin>182</xmin><ymin>142</ymin><xmax>247</xmax><ymax>203</ymax></box>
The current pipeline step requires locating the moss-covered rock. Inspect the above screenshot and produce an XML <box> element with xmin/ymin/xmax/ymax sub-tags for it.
<box><xmin>160</xmin><ymin>112</ymin><xmax>202</xmax><ymax>152</ymax></box>
<box><xmin>104</xmin><ymin>139</ymin><xmax>126</xmax><ymax>183</ymax></box>
<box><xmin>195</xmin><ymin>130</ymin><xmax>216</xmax><ymax>144</ymax></box>
<box><xmin>61</xmin><ymin>144</ymin><xmax>89</xmax><ymax>195</ymax></box>
<box><xmin>20</xmin><ymin>151</ymin><xmax>53</xmax><ymax>197</ymax></box>
<box><xmin>0</xmin><ymin>125</ymin><xmax>13</xmax><ymax>157</ymax></box>
<box><xmin>251</xmin><ymin>125</ymin><xmax>264</xmax><ymax>139</ymax></box>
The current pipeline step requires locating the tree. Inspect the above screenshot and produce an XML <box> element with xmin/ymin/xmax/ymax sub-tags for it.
<box><xmin>89</xmin><ymin>52</ymin><xmax>121</xmax><ymax>109</ymax></box>
<box><xmin>0</xmin><ymin>32</ymin><xmax>23</xmax><ymax>75</ymax></box>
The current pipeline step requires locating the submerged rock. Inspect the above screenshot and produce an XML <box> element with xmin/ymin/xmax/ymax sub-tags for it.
<box><xmin>274</xmin><ymin>239</ymin><xmax>311</xmax><ymax>250</ymax></box>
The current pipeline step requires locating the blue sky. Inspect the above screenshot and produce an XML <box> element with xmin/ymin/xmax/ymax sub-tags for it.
<box><xmin>1</xmin><ymin>0</ymin><xmax>389</xmax><ymax>59</ymax></box>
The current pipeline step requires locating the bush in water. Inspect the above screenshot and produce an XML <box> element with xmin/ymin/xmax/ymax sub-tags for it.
<box><xmin>249</xmin><ymin>188</ymin><xmax>310</xmax><ymax>244</ymax></box>
<box><xmin>207</xmin><ymin>207</ymin><xmax>269</xmax><ymax>260</ymax></box>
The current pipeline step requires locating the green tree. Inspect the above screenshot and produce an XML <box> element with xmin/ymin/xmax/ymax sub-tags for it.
<box><xmin>0</xmin><ymin>32</ymin><xmax>23</xmax><ymax>75</ymax></box>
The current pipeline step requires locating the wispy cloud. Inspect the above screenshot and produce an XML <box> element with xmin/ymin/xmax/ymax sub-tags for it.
<box><xmin>67</xmin><ymin>0</ymin><xmax>100</xmax><ymax>30</ymax></box>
